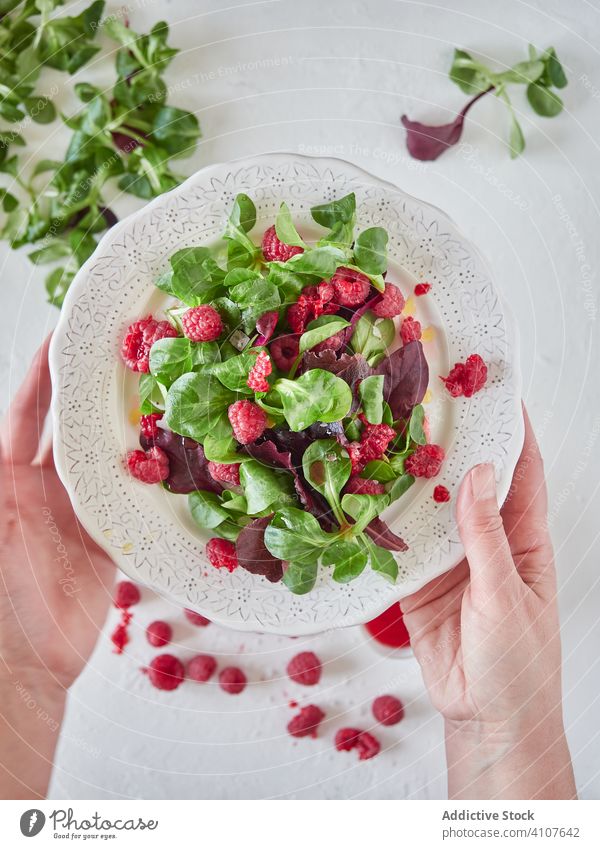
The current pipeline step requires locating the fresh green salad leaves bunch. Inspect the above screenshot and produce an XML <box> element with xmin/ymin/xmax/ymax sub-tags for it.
<box><xmin>0</xmin><ymin>1</ymin><xmax>200</xmax><ymax>305</ymax></box>
<box><xmin>124</xmin><ymin>192</ymin><xmax>440</xmax><ymax>594</ymax></box>
<box><xmin>401</xmin><ymin>45</ymin><xmax>568</xmax><ymax>161</ymax></box>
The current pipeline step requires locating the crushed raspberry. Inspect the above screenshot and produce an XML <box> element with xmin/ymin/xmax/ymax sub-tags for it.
<box><xmin>208</xmin><ymin>461</ymin><xmax>241</xmax><ymax>486</ymax></box>
<box><xmin>372</xmin><ymin>695</ymin><xmax>405</xmax><ymax>726</ymax></box>
<box><xmin>270</xmin><ymin>334</ymin><xmax>300</xmax><ymax>371</ymax></box>
<box><xmin>219</xmin><ymin>666</ymin><xmax>246</xmax><ymax>694</ymax></box>
<box><xmin>404</xmin><ymin>443</ymin><xmax>445</xmax><ymax>478</ymax></box>
<box><xmin>188</xmin><ymin>654</ymin><xmax>217</xmax><ymax>683</ymax></box>
<box><xmin>184</xmin><ymin>609</ymin><xmax>211</xmax><ymax>627</ymax></box>
<box><xmin>111</xmin><ymin>611</ymin><xmax>132</xmax><ymax>654</ymax></box>
<box><xmin>400</xmin><ymin>316</ymin><xmax>422</xmax><ymax>344</ymax></box>
<box><xmin>228</xmin><ymin>400</ymin><xmax>267</xmax><ymax>444</ymax></box>
<box><xmin>345</xmin><ymin>476</ymin><xmax>386</xmax><ymax>495</ymax></box>
<box><xmin>304</xmin><ymin>283</ymin><xmax>338</xmax><ymax>318</ymax></box>
<box><xmin>287</xmin><ymin>651</ymin><xmax>322</xmax><ymax>686</ymax></box>
<box><xmin>356</xmin><ymin>731</ymin><xmax>381</xmax><ymax>760</ymax></box>
<box><xmin>287</xmin><ymin>705</ymin><xmax>325</xmax><ymax>738</ymax></box>
<box><xmin>121</xmin><ymin>315</ymin><xmax>178</xmax><ymax>372</ymax></box>
<box><xmin>441</xmin><ymin>354</ymin><xmax>487</xmax><ymax>398</ymax></box>
<box><xmin>114</xmin><ymin>581</ymin><xmax>141</xmax><ymax>609</ymax></box>
<box><xmin>371</xmin><ymin>283</ymin><xmax>405</xmax><ymax>318</ymax></box>
<box><xmin>140</xmin><ymin>412</ymin><xmax>162</xmax><ymax>439</ymax></box>
<box><xmin>247</xmin><ymin>350</ymin><xmax>272</xmax><ymax>392</ymax></box>
<box><xmin>348</xmin><ymin>420</ymin><xmax>397</xmax><ymax>473</ymax></box>
<box><xmin>414</xmin><ymin>282</ymin><xmax>432</xmax><ymax>296</ymax></box>
<box><xmin>127</xmin><ymin>446</ymin><xmax>169</xmax><ymax>484</ymax></box>
<box><xmin>146</xmin><ymin>620</ymin><xmax>172</xmax><ymax>647</ymax></box>
<box><xmin>287</xmin><ymin>297</ymin><xmax>312</xmax><ymax>334</ymax></box>
<box><xmin>146</xmin><ymin>654</ymin><xmax>185</xmax><ymax>691</ymax></box>
<box><xmin>433</xmin><ymin>484</ymin><xmax>451</xmax><ymax>503</ymax></box>
<box><xmin>334</xmin><ymin>727</ymin><xmax>362</xmax><ymax>751</ymax></box>
<box><xmin>206</xmin><ymin>537</ymin><xmax>238</xmax><ymax>572</ymax></box>
<box><xmin>262</xmin><ymin>225</ymin><xmax>304</xmax><ymax>262</ymax></box>
<box><xmin>181</xmin><ymin>305</ymin><xmax>223</xmax><ymax>342</ymax></box>
<box><xmin>331</xmin><ymin>267</ymin><xmax>371</xmax><ymax>307</ymax></box>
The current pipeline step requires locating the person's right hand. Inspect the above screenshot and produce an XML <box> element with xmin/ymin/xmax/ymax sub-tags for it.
<box><xmin>401</xmin><ymin>408</ymin><xmax>576</xmax><ymax>799</ymax></box>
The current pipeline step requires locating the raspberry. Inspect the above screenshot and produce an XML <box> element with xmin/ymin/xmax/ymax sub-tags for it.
<box><xmin>433</xmin><ymin>484</ymin><xmax>451</xmax><ymax>503</ymax></box>
<box><xmin>441</xmin><ymin>354</ymin><xmax>487</xmax><ymax>398</ymax></box>
<box><xmin>127</xmin><ymin>446</ymin><xmax>169</xmax><ymax>484</ymax></box>
<box><xmin>208</xmin><ymin>461</ymin><xmax>241</xmax><ymax>486</ymax></box>
<box><xmin>184</xmin><ymin>609</ymin><xmax>210</xmax><ymax>627</ymax></box>
<box><xmin>414</xmin><ymin>282</ymin><xmax>432</xmax><ymax>296</ymax></box>
<box><xmin>114</xmin><ymin>580</ymin><xmax>141</xmax><ymax>609</ymax></box>
<box><xmin>345</xmin><ymin>476</ymin><xmax>386</xmax><ymax>495</ymax></box>
<box><xmin>356</xmin><ymin>731</ymin><xmax>381</xmax><ymax>760</ymax></box>
<box><xmin>287</xmin><ymin>705</ymin><xmax>325</xmax><ymax>738</ymax></box>
<box><xmin>400</xmin><ymin>316</ymin><xmax>422</xmax><ymax>344</ymax></box>
<box><xmin>181</xmin><ymin>305</ymin><xmax>223</xmax><ymax>342</ymax></box>
<box><xmin>334</xmin><ymin>727</ymin><xmax>362</xmax><ymax>752</ymax></box>
<box><xmin>206</xmin><ymin>538</ymin><xmax>238</xmax><ymax>572</ymax></box>
<box><xmin>270</xmin><ymin>334</ymin><xmax>299</xmax><ymax>371</ymax></box>
<box><xmin>372</xmin><ymin>695</ymin><xmax>404</xmax><ymax>726</ymax></box>
<box><xmin>287</xmin><ymin>651</ymin><xmax>322</xmax><ymax>686</ymax></box>
<box><xmin>247</xmin><ymin>350</ymin><xmax>272</xmax><ymax>392</ymax></box>
<box><xmin>371</xmin><ymin>283</ymin><xmax>405</xmax><ymax>318</ymax></box>
<box><xmin>188</xmin><ymin>654</ymin><xmax>217</xmax><ymax>683</ymax></box>
<box><xmin>146</xmin><ymin>620</ymin><xmax>172</xmax><ymax>647</ymax></box>
<box><xmin>304</xmin><ymin>283</ymin><xmax>338</xmax><ymax>318</ymax></box>
<box><xmin>228</xmin><ymin>400</ymin><xmax>267</xmax><ymax>444</ymax></box>
<box><xmin>347</xmin><ymin>420</ymin><xmax>397</xmax><ymax>473</ymax></box>
<box><xmin>111</xmin><ymin>620</ymin><xmax>130</xmax><ymax>654</ymax></box>
<box><xmin>287</xmin><ymin>296</ymin><xmax>312</xmax><ymax>334</ymax></box>
<box><xmin>262</xmin><ymin>224</ymin><xmax>304</xmax><ymax>262</ymax></box>
<box><xmin>140</xmin><ymin>412</ymin><xmax>162</xmax><ymax>439</ymax></box>
<box><xmin>404</xmin><ymin>443</ymin><xmax>445</xmax><ymax>478</ymax></box>
<box><xmin>146</xmin><ymin>654</ymin><xmax>185</xmax><ymax>691</ymax></box>
<box><xmin>219</xmin><ymin>666</ymin><xmax>246</xmax><ymax>694</ymax></box>
<box><xmin>121</xmin><ymin>315</ymin><xmax>178</xmax><ymax>372</ymax></box>
<box><xmin>331</xmin><ymin>267</ymin><xmax>371</xmax><ymax>307</ymax></box>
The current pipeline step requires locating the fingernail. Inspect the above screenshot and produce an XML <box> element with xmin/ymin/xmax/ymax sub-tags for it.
<box><xmin>470</xmin><ymin>464</ymin><xmax>496</xmax><ymax>501</ymax></box>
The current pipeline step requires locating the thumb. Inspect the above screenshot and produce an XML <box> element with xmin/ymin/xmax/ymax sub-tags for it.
<box><xmin>456</xmin><ymin>463</ymin><xmax>517</xmax><ymax>601</ymax></box>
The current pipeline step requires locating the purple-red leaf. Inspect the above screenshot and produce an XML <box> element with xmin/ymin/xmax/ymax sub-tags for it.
<box><xmin>365</xmin><ymin>517</ymin><xmax>408</xmax><ymax>552</ymax></box>
<box><xmin>401</xmin><ymin>88</ymin><xmax>492</xmax><ymax>161</ymax></box>
<box><xmin>374</xmin><ymin>340</ymin><xmax>429</xmax><ymax>419</ymax></box>
<box><xmin>256</xmin><ymin>310</ymin><xmax>279</xmax><ymax>345</ymax></box>
<box><xmin>236</xmin><ymin>516</ymin><xmax>284</xmax><ymax>583</ymax></box>
<box><xmin>140</xmin><ymin>429</ymin><xmax>222</xmax><ymax>495</ymax></box>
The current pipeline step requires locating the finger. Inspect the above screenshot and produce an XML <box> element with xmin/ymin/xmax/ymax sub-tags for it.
<box><xmin>456</xmin><ymin>463</ymin><xmax>519</xmax><ymax>603</ymax></box>
<box><xmin>0</xmin><ymin>335</ymin><xmax>52</xmax><ymax>465</ymax></box>
<box><xmin>501</xmin><ymin>405</ymin><xmax>548</xmax><ymax>543</ymax></box>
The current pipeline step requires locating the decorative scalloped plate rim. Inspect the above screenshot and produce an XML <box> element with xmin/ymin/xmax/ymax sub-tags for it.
<box><xmin>49</xmin><ymin>153</ymin><xmax>523</xmax><ymax>636</ymax></box>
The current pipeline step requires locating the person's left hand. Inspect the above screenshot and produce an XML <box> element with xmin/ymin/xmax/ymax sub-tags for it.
<box><xmin>0</xmin><ymin>338</ymin><xmax>115</xmax><ymax>691</ymax></box>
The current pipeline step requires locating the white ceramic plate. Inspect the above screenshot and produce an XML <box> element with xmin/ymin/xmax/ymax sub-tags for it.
<box><xmin>50</xmin><ymin>153</ymin><xmax>523</xmax><ymax>635</ymax></box>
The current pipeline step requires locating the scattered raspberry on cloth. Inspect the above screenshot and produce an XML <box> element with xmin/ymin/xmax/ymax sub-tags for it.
<box><xmin>287</xmin><ymin>705</ymin><xmax>325</xmax><ymax>738</ymax></box>
<box><xmin>146</xmin><ymin>654</ymin><xmax>185</xmax><ymax>691</ymax></box>
<box><xmin>219</xmin><ymin>667</ymin><xmax>247</xmax><ymax>694</ymax></box>
<box><xmin>286</xmin><ymin>652</ymin><xmax>322</xmax><ymax>686</ymax></box>
<box><xmin>188</xmin><ymin>654</ymin><xmax>217</xmax><ymax>683</ymax></box>
<box><xmin>184</xmin><ymin>609</ymin><xmax>211</xmax><ymax>627</ymax></box>
<box><xmin>146</xmin><ymin>620</ymin><xmax>172</xmax><ymax>648</ymax></box>
<box><xmin>372</xmin><ymin>695</ymin><xmax>404</xmax><ymax>726</ymax></box>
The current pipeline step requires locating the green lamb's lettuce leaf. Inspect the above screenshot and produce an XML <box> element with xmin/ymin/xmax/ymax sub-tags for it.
<box><xmin>164</xmin><ymin>372</ymin><xmax>235</xmax><ymax>441</ymax></box>
<box><xmin>275</xmin><ymin>201</ymin><xmax>306</xmax><ymax>248</ymax></box>
<box><xmin>298</xmin><ymin>315</ymin><xmax>350</xmax><ymax>355</ymax></box>
<box><xmin>322</xmin><ymin>540</ymin><xmax>368</xmax><ymax>583</ymax></box>
<box><xmin>353</xmin><ymin>227</ymin><xmax>388</xmax><ymax>276</ymax></box>
<box><xmin>358</xmin><ymin>374</ymin><xmax>385</xmax><ymax>424</ymax></box>
<box><xmin>273</xmin><ymin>369</ymin><xmax>353</xmax><ymax>431</ymax></box>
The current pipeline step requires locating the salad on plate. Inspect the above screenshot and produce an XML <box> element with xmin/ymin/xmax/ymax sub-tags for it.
<box><xmin>120</xmin><ymin>192</ymin><xmax>487</xmax><ymax>594</ymax></box>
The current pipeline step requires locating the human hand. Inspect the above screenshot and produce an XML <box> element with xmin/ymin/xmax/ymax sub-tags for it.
<box><xmin>0</xmin><ymin>339</ymin><xmax>115</xmax><ymax>797</ymax></box>
<box><xmin>401</xmin><ymin>408</ymin><xmax>576</xmax><ymax>799</ymax></box>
